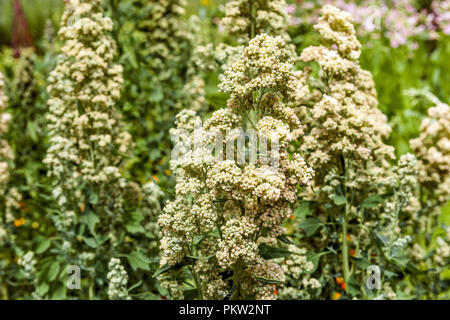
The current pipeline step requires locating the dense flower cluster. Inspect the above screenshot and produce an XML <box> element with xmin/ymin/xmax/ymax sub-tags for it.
<box><xmin>290</xmin><ymin>5</ymin><xmax>416</xmax><ymax>299</ymax></box>
<box><xmin>276</xmin><ymin>245</ymin><xmax>321</xmax><ymax>300</ymax></box>
<box><xmin>44</xmin><ymin>0</ymin><xmax>131</xmax><ymax>220</ymax></box>
<box><xmin>298</xmin><ymin>4</ymin><xmax>395</xmax><ymax>203</ymax></box>
<box><xmin>215</xmin><ymin>0</ymin><xmax>294</xmax><ymax>76</ymax></box>
<box><xmin>107</xmin><ymin>258</ymin><xmax>130</xmax><ymax>300</ymax></box>
<box><xmin>1</xmin><ymin>0</ymin><xmax>449</xmax><ymax>302</ymax></box>
<box><xmin>18</xmin><ymin>251</ymin><xmax>37</xmax><ymax>279</ymax></box>
<box><xmin>159</xmin><ymin>34</ymin><xmax>313</xmax><ymax>299</ymax></box>
<box><xmin>410</xmin><ymin>101</ymin><xmax>450</xmax><ymax>203</ymax></box>
<box><xmin>408</xmin><ymin>97</ymin><xmax>450</xmax><ymax>291</ymax></box>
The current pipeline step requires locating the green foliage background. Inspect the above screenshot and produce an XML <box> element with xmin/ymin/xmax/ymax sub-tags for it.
<box><xmin>0</xmin><ymin>0</ymin><xmax>449</xmax><ymax>299</ymax></box>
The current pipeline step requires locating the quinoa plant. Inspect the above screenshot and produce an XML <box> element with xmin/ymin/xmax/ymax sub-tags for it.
<box><xmin>290</xmin><ymin>5</ymin><xmax>422</xmax><ymax>300</ymax></box>
<box><xmin>157</xmin><ymin>33</ymin><xmax>313</xmax><ymax>300</ymax></box>
<box><xmin>37</xmin><ymin>0</ymin><xmax>163</xmax><ymax>299</ymax></box>
<box><xmin>408</xmin><ymin>93</ymin><xmax>450</xmax><ymax>298</ymax></box>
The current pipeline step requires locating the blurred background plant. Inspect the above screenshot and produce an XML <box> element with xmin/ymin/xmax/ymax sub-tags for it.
<box><xmin>0</xmin><ymin>0</ymin><xmax>448</xmax><ymax>299</ymax></box>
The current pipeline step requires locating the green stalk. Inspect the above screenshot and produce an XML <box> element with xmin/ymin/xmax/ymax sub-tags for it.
<box><xmin>249</xmin><ymin>0</ymin><xmax>255</xmax><ymax>39</ymax></box>
<box><xmin>1</xmin><ymin>279</ymin><xmax>8</xmax><ymax>300</ymax></box>
<box><xmin>191</xmin><ymin>267</ymin><xmax>203</xmax><ymax>300</ymax></box>
<box><xmin>340</xmin><ymin>155</ymin><xmax>350</xmax><ymax>291</ymax></box>
<box><xmin>89</xmin><ymin>279</ymin><xmax>94</xmax><ymax>300</ymax></box>
<box><xmin>342</xmin><ymin>208</ymin><xmax>350</xmax><ymax>289</ymax></box>
<box><xmin>231</xmin><ymin>259</ymin><xmax>243</xmax><ymax>300</ymax></box>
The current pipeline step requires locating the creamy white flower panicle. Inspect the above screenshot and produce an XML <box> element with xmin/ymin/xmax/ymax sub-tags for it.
<box><xmin>107</xmin><ymin>258</ymin><xmax>130</xmax><ymax>300</ymax></box>
<box><xmin>410</xmin><ymin>101</ymin><xmax>450</xmax><ymax>203</ymax></box>
<box><xmin>276</xmin><ymin>245</ymin><xmax>321</xmax><ymax>300</ymax></box>
<box><xmin>44</xmin><ymin>0</ymin><xmax>131</xmax><ymax>219</ymax></box>
<box><xmin>409</xmin><ymin>99</ymin><xmax>450</xmax><ymax>272</ymax></box>
<box><xmin>159</xmin><ymin>34</ymin><xmax>313</xmax><ymax>300</ymax></box>
<box><xmin>18</xmin><ymin>251</ymin><xmax>37</xmax><ymax>279</ymax></box>
<box><xmin>291</xmin><ymin>5</ymin><xmax>411</xmax><ymax>299</ymax></box>
<box><xmin>216</xmin><ymin>0</ymin><xmax>293</xmax><ymax>76</ymax></box>
<box><xmin>379</xmin><ymin>154</ymin><xmax>418</xmax><ymax>240</ymax></box>
<box><xmin>140</xmin><ymin>0</ymin><xmax>189</xmax><ymax>80</ymax></box>
<box><xmin>298</xmin><ymin>5</ymin><xmax>395</xmax><ymax>202</ymax></box>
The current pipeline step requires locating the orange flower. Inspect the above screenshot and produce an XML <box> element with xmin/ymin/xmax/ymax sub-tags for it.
<box><xmin>340</xmin><ymin>282</ymin><xmax>346</xmax><ymax>290</ymax></box>
<box><xmin>79</xmin><ymin>204</ymin><xmax>85</xmax><ymax>213</ymax></box>
<box><xmin>346</xmin><ymin>234</ymin><xmax>350</xmax><ymax>242</ymax></box>
<box><xmin>331</xmin><ymin>292</ymin><xmax>341</xmax><ymax>300</ymax></box>
<box><xmin>273</xmin><ymin>285</ymin><xmax>278</xmax><ymax>296</ymax></box>
<box><xmin>289</xmin><ymin>214</ymin><xmax>295</xmax><ymax>220</ymax></box>
<box><xmin>350</xmin><ymin>249</ymin><xmax>356</xmax><ymax>257</ymax></box>
<box><xmin>335</xmin><ymin>276</ymin><xmax>344</xmax><ymax>285</ymax></box>
<box><xmin>151</xmin><ymin>175</ymin><xmax>159</xmax><ymax>182</ymax></box>
<box><xmin>165</xmin><ymin>169</ymin><xmax>171</xmax><ymax>176</ymax></box>
<box><xmin>14</xmin><ymin>218</ymin><xmax>25</xmax><ymax>227</ymax></box>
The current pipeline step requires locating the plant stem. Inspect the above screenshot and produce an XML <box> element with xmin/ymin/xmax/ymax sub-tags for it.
<box><xmin>249</xmin><ymin>0</ymin><xmax>255</xmax><ymax>39</ymax></box>
<box><xmin>1</xmin><ymin>279</ymin><xmax>8</xmax><ymax>300</ymax></box>
<box><xmin>231</xmin><ymin>259</ymin><xmax>243</xmax><ymax>300</ymax></box>
<box><xmin>191</xmin><ymin>267</ymin><xmax>203</xmax><ymax>300</ymax></box>
<box><xmin>340</xmin><ymin>155</ymin><xmax>350</xmax><ymax>290</ymax></box>
<box><xmin>342</xmin><ymin>208</ymin><xmax>350</xmax><ymax>289</ymax></box>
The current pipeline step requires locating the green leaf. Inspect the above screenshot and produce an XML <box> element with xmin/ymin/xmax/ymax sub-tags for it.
<box><xmin>298</xmin><ymin>217</ymin><xmax>323</xmax><ymax>237</ymax></box>
<box><xmin>333</xmin><ymin>195</ymin><xmax>347</xmax><ymax>206</ymax></box>
<box><xmin>383</xmin><ymin>270</ymin><xmax>398</xmax><ymax>279</ymax></box>
<box><xmin>47</xmin><ymin>262</ymin><xmax>60</xmax><ymax>282</ymax></box>
<box><xmin>131</xmin><ymin>292</ymin><xmax>161</xmax><ymax>300</ymax></box>
<box><xmin>346</xmin><ymin>276</ymin><xmax>360</xmax><ymax>297</ymax></box>
<box><xmin>152</xmin><ymin>256</ymin><xmax>195</xmax><ymax>278</ymax></box>
<box><xmin>362</xmin><ymin>195</ymin><xmax>385</xmax><ymax>209</ymax></box>
<box><xmin>126</xmin><ymin>224</ymin><xmax>145</xmax><ymax>234</ymax></box>
<box><xmin>88</xmin><ymin>192</ymin><xmax>98</xmax><ymax>205</ymax></box>
<box><xmin>183</xmin><ymin>289</ymin><xmax>199</xmax><ymax>300</ymax></box>
<box><xmin>405</xmin><ymin>262</ymin><xmax>434</xmax><ymax>275</ymax></box>
<box><xmin>81</xmin><ymin>209</ymin><xmax>99</xmax><ymax>235</ymax></box>
<box><xmin>36</xmin><ymin>238</ymin><xmax>52</xmax><ymax>254</ymax></box>
<box><xmin>36</xmin><ymin>282</ymin><xmax>49</xmax><ymax>296</ymax></box>
<box><xmin>258</xmin><ymin>244</ymin><xmax>290</xmax><ymax>259</ymax></box>
<box><xmin>51</xmin><ymin>285</ymin><xmax>66</xmax><ymax>300</ymax></box>
<box><xmin>127</xmin><ymin>280</ymin><xmax>143</xmax><ymax>293</ymax></box>
<box><xmin>127</xmin><ymin>250</ymin><xmax>150</xmax><ymax>271</ymax></box>
<box><xmin>354</xmin><ymin>257</ymin><xmax>370</xmax><ymax>270</ymax></box>
<box><xmin>391</xmin><ymin>257</ymin><xmax>410</xmax><ymax>268</ymax></box>
<box><xmin>83</xmin><ymin>237</ymin><xmax>98</xmax><ymax>248</ymax></box>
<box><xmin>293</xmin><ymin>201</ymin><xmax>313</xmax><ymax>219</ymax></box>
<box><xmin>153</xmin><ymin>264</ymin><xmax>174</xmax><ymax>278</ymax></box>
<box><xmin>123</xmin><ymin>41</ymin><xmax>138</xmax><ymax>69</ymax></box>
<box><xmin>256</xmin><ymin>277</ymin><xmax>286</xmax><ymax>285</ymax></box>
<box><xmin>149</xmin><ymin>87</ymin><xmax>163</xmax><ymax>103</ymax></box>
<box><xmin>305</xmin><ymin>251</ymin><xmax>329</xmax><ymax>274</ymax></box>
<box><xmin>277</xmin><ymin>235</ymin><xmax>294</xmax><ymax>245</ymax></box>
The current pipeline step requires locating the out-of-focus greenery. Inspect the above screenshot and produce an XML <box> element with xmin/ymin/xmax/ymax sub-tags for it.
<box><xmin>0</xmin><ymin>0</ymin><xmax>448</xmax><ymax>300</ymax></box>
<box><xmin>0</xmin><ymin>0</ymin><xmax>64</xmax><ymax>47</ymax></box>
